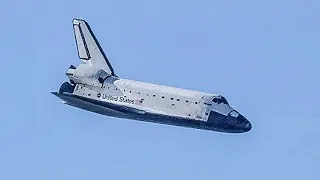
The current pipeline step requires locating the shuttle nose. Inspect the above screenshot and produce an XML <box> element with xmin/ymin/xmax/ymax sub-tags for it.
<box><xmin>237</xmin><ymin>114</ymin><xmax>251</xmax><ymax>132</ymax></box>
<box><xmin>243</xmin><ymin>121</ymin><xmax>252</xmax><ymax>132</ymax></box>
<box><xmin>206</xmin><ymin>111</ymin><xmax>252</xmax><ymax>133</ymax></box>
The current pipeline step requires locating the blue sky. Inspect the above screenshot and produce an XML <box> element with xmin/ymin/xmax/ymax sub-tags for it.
<box><xmin>1</xmin><ymin>0</ymin><xmax>319</xmax><ymax>179</ymax></box>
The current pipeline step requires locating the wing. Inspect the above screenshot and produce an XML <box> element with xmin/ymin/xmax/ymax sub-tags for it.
<box><xmin>72</xmin><ymin>18</ymin><xmax>115</xmax><ymax>76</ymax></box>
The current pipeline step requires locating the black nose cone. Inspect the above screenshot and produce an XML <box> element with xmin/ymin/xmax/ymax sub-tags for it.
<box><xmin>243</xmin><ymin>120</ymin><xmax>252</xmax><ymax>132</ymax></box>
<box><xmin>237</xmin><ymin>114</ymin><xmax>251</xmax><ymax>132</ymax></box>
<box><xmin>206</xmin><ymin>111</ymin><xmax>252</xmax><ymax>133</ymax></box>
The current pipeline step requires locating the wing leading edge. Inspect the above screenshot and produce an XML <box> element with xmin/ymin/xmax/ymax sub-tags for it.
<box><xmin>72</xmin><ymin>18</ymin><xmax>115</xmax><ymax>76</ymax></box>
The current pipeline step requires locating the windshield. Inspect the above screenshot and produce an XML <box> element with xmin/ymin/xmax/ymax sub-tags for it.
<box><xmin>212</xmin><ymin>96</ymin><xmax>229</xmax><ymax>105</ymax></box>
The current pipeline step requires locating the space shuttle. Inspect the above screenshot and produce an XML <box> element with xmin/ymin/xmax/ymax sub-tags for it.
<box><xmin>52</xmin><ymin>18</ymin><xmax>252</xmax><ymax>133</ymax></box>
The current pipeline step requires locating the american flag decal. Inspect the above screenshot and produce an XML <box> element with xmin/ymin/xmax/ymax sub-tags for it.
<box><xmin>135</xmin><ymin>100</ymin><xmax>143</xmax><ymax>105</ymax></box>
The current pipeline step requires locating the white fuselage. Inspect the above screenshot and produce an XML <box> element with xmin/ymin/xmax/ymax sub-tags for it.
<box><xmin>73</xmin><ymin>77</ymin><xmax>217</xmax><ymax>121</ymax></box>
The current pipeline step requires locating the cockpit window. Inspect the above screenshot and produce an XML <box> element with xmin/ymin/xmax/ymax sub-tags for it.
<box><xmin>212</xmin><ymin>96</ymin><xmax>229</xmax><ymax>105</ymax></box>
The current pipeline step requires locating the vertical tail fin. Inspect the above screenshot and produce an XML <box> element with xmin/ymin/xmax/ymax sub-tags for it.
<box><xmin>72</xmin><ymin>18</ymin><xmax>115</xmax><ymax>76</ymax></box>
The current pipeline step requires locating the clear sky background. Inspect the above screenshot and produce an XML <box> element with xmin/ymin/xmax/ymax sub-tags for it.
<box><xmin>1</xmin><ymin>0</ymin><xmax>319</xmax><ymax>179</ymax></box>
